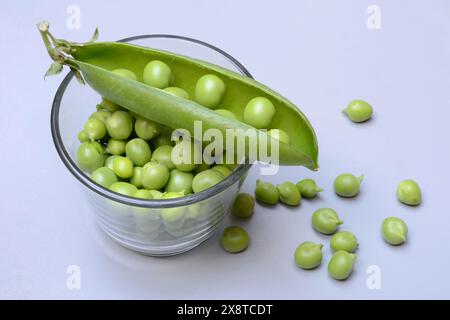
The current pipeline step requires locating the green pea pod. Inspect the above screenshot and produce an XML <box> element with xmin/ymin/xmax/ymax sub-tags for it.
<box><xmin>38</xmin><ymin>22</ymin><xmax>318</xmax><ymax>169</ymax></box>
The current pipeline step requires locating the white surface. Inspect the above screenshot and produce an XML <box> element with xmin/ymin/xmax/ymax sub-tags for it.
<box><xmin>1</xmin><ymin>0</ymin><xmax>450</xmax><ymax>299</ymax></box>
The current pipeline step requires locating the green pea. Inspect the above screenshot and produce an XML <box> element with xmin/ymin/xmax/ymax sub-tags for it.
<box><xmin>149</xmin><ymin>190</ymin><xmax>164</xmax><ymax>199</ymax></box>
<box><xmin>163</xmin><ymin>87</ymin><xmax>189</xmax><ymax>99</ymax></box>
<box><xmin>397</xmin><ymin>179</ymin><xmax>421</xmax><ymax>206</ymax></box>
<box><xmin>112</xmin><ymin>68</ymin><xmax>137</xmax><ymax>81</ymax></box>
<box><xmin>220</xmin><ymin>226</ymin><xmax>249</xmax><ymax>253</ymax></box>
<box><xmin>194</xmin><ymin>74</ymin><xmax>226</xmax><ymax>109</ymax></box>
<box><xmin>254</xmin><ymin>179</ymin><xmax>279</xmax><ymax>205</ymax></box>
<box><xmin>112</xmin><ymin>156</ymin><xmax>134</xmax><ymax>179</ymax></box>
<box><xmin>211</xmin><ymin>165</ymin><xmax>232</xmax><ymax>177</ymax></box>
<box><xmin>164</xmin><ymin>169</ymin><xmax>194</xmax><ymax>194</ymax></box>
<box><xmin>277</xmin><ymin>181</ymin><xmax>301</xmax><ymax>206</ymax></box>
<box><xmin>328</xmin><ymin>251</ymin><xmax>356</xmax><ymax>280</ymax></box>
<box><xmin>267</xmin><ymin>129</ymin><xmax>290</xmax><ymax>145</ymax></box>
<box><xmin>161</xmin><ymin>192</ymin><xmax>186</xmax><ymax>229</ymax></box>
<box><xmin>192</xmin><ymin>162</ymin><xmax>212</xmax><ymax>175</ymax></box>
<box><xmin>125</xmin><ymin>138</ymin><xmax>152</xmax><ymax>166</ymax></box>
<box><xmin>134</xmin><ymin>117</ymin><xmax>161</xmax><ymax>140</ymax></box>
<box><xmin>133</xmin><ymin>189</ymin><xmax>153</xmax><ymax>199</ymax></box>
<box><xmin>294</xmin><ymin>242</ymin><xmax>323</xmax><ymax>270</ymax></box>
<box><xmin>84</xmin><ymin>118</ymin><xmax>106</xmax><ymax>141</ymax></box>
<box><xmin>231</xmin><ymin>193</ymin><xmax>254</xmax><ymax>219</ymax></box>
<box><xmin>78</xmin><ymin>130</ymin><xmax>89</xmax><ymax>143</ymax></box>
<box><xmin>311</xmin><ymin>208</ymin><xmax>343</xmax><ymax>235</ymax></box>
<box><xmin>142</xmin><ymin>161</ymin><xmax>170</xmax><ymax>190</ymax></box>
<box><xmin>243</xmin><ymin>97</ymin><xmax>276</xmax><ymax>129</ymax></box>
<box><xmin>106</xmin><ymin>138</ymin><xmax>126</xmax><ymax>155</ymax></box>
<box><xmin>143</xmin><ymin>60</ymin><xmax>172</xmax><ymax>88</ymax></box>
<box><xmin>76</xmin><ymin>141</ymin><xmax>104</xmax><ymax>173</ymax></box>
<box><xmin>330</xmin><ymin>231</ymin><xmax>358</xmax><ymax>253</ymax></box>
<box><xmin>192</xmin><ymin>169</ymin><xmax>224</xmax><ymax>193</ymax></box>
<box><xmin>296</xmin><ymin>179</ymin><xmax>323</xmax><ymax>199</ymax></box>
<box><xmin>171</xmin><ymin>140</ymin><xmax>200</xmax><ymax>172</ymax></box>
<box><xmin>151</xmin><ymin>131</ymin><xmax>174</xmax><ymax>148</ymax></box>
<box><xmin>130</xmin><ymin>167</ymin><xmax>143</xmax><ymax>188</ymax></box>
<box><xmin>215</xmin><ymin>109</ymin><xmax>236</xmax><ymax>120</ymax></box>
<box><xmin>151</xmin><ymin>145</ymin><xmax>175</xmax><ymax>170</ymax></box>
<box><xmin>109</xmin><ymin>181</ymin><xmax>138</xmax><ymax>197</ymax></box>
<box><xmin>90</xmin><ymin>167</ymin><xmax>118</xmax><ymax>188</ymax></box>
<box><xmin>104</xmin><ymin>155</ymin><xmax>119</xmax><ymax>171</ymax></box>
<box><xmin>105</xmin><ymin>110</ymin><xmax>133</xmax><ymax>140</ymax></box>
<box><xmin>343</xmin><ymin>100</ymin><xmax>373</xmax><ymax>123</ymax></box>
<box><xmin>334</xmin><ymin>173</ymin><xmax>363</xmax><ymax>198</ymax></box>
<box><xmin>96</xmin><ymin>98</ymin><xmax>121</xmax><ymax>113</ymax></box>
<box><xmin>382</xmin><ymin>217</ymin><xmax>408</xmax><ymax>245</ymax></box>
<box><xmin>90</xmin><ymin>110</ymin><xmax>112</xmax><ymax>123</ymax></box>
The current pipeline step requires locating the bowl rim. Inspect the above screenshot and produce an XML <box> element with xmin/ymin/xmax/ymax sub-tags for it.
<box><xmin>51</xmin><ymin>34</ymin><xmax>252</xmax><ymax>208</ymax></box>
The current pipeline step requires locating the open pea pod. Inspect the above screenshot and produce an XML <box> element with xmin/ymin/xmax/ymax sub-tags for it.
<box><xmin>39</xmin><ymin>22</ymin><xmax>318</xmax><ymax>169</ymax></box>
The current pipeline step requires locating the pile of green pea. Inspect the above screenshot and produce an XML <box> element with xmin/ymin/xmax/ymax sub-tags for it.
<box><xmin>222</xmin><ymin>171</ymin><xmax>421</xmax><ymax>281</ymax></box>
<box><xmin>76</xmin><ymin>60</ymin><xmax>292</xmax><ymax>199</ymax></box>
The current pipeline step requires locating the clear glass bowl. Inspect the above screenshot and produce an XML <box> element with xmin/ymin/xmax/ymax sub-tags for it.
<box><xmin>51</xmin><ymin>35</ymin><xmax>252</xmax><ymax>256</ymax></box>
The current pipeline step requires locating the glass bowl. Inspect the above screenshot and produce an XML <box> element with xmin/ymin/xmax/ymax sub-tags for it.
<box><xmin>51</xmin><ymin>35</ymin><xmax>252</xmax><ymax>256</ymax></box>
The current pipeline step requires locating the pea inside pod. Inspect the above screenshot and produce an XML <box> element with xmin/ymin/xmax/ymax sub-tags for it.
<box><xmin>39</xmin><ymin>23</ymin><xmax>318</xmax><ymax>168</ymax></box>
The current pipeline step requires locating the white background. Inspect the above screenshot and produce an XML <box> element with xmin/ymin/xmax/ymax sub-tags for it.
<box><xmin>1</xmin><ymin>0</ymin><xmax>450</xmax><ymax>299</ymax></box>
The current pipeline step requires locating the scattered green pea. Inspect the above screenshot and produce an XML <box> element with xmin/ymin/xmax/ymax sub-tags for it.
<box><xmin>76</xmin><ymin>141</ymin><xmax>104</xmax><ymax>173</ymax></box>
<box><xmin>397</xmin><ymin>179</ymin><xmax>421</xmax><ymax>206</ymax></box>
<box><xmin>220</xmin><ymin>226</ymin><xmax>249</xmax><ymax>253</ymax></box>
<box><xmin>194</xmin><ymin>74</ymin><xmax>226</xmax><ymax>109</ymax></box>
<box><xmin>296</xmin><ymin>179</ymin><xmax>323</xmax><ymax>199</ymax></box>
<box><xmin>125</xmin><ymin>138</ymin><xmax>152</xmax><ymax>166</ymax></box>
<box><xmin>112</xmin><ymin>156</ymin><xmax>134</xmax><ymax>179</ymax></box>
<box><xmin>192</xmin><ymin>169</ymin><xmax>224</xmax><ymax>193</ymax></box>
<box><xmin>328</xmin><ymin>250</ymin><xmax>356</xmax><ymax>280</ymax></box>
<box><xmin>109</xmin><ymin>181</ymin><xmax>138</xmax><ymax>197</ymax></box>
<box><xmin>334</xmin><ymin>173</ymin><xmax>363</xmax><ymax>198</ymax></box>
<box><xmin>267</xmin><ymin>129</ymin><xmax>290</xmax><ymax>145</ymax></box>
<box><xmin>277</xmin><ymin>181</ymin><xmax>301</xmax><ymax>206</ymax></box>
<box><xmin>90</xmin><ymin>167</ymin><xmax>118</xmax><ymax>188</ymax></box>
<box><xmin>84</xmin><ymin>118</ymin><xmax>106</xmax><ymax>141</ymax></box>
<box><xmin>130</xmin><ymin>167</ymin><xmax>143</xmax><ymax>188</ymax></box>
<box><xmin>311</xmin><ymin>208</ymin><xmax>343</xmax><ymax>235</ymax></box>
<box><xmin>330</xmin><ymin>231</ymin><xmax>358</xmax><ymax>253</ymax></box>
<box><xmin>232</xmin><ymin>193</ymin><xmax>254</xmax><ymax>219</ymax></box>
<box><xmin>105</xmin><ymin>110</ymin><xmax>133</xmax><ymax>140</ymax></box>
<box><xmin>142</xmin><ymin>161</ymin><xmax>170</xmax><ymax>190</ymax></box>
<box><xmin>343</xmin><ymin>100</ymin><xmax>373</xmax><ymax>123</ymax></box>
<box><xmin>112</xmin><ymin>68</ymin><xmax>137</xmax><ymax>81</ymax></box>
<box><xmin>165</xmin><ymin>169</ymin><xmax>194</xmax><ymax>194</ymax></box>
<box><xmin>106</xmin><ymin>138</ymin><xmax>126</xmax><ymax>155</ymax></box>
<box><xmin>215</xmin><ymin>109</ymin><xmax>236</xmax><ymax>120</ymax></box>
<box><xmin>78</xmin><ymin>130</ymin><xmax>89</xmax><ymax>143</ymax></box>
<box><xmin>254</xmin><ymin>179</ymin><xmax>279</xmax><ymax>205</ymax></box>
<box><xmin>294</xmin><ymin>242</ymin><xmax>323</xmax><ymax>270</ymax></box>
<box><xmin>382</xmin><ymin>217</ymin><xmax>408</xmax><ymax>245</ymax></box>
<box><xmin>134</xmin><ymin>117</ymin><xmax>161</xmax><ymax>140</ymax></box>
<box><xmin>143</xmin><ymin>60</ymin><xmax>172</xmax><ymax>88</ymax></box>
<box><xmin>243</xmin><ymin>97</ymin><xmax>276</xmax><ymax>129</ymax></box>
<box><xmin>163</xmin><ymin>87</ymin><xmax>189</xmax><ymax>99</ymax></box>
